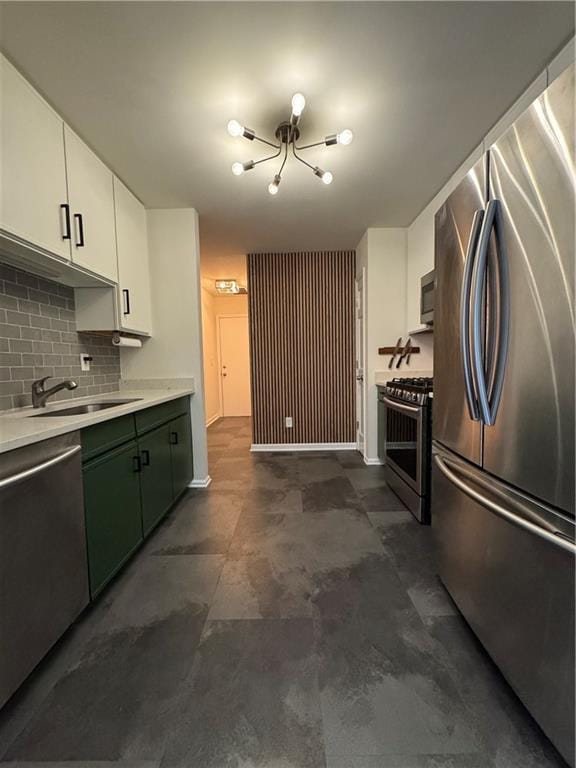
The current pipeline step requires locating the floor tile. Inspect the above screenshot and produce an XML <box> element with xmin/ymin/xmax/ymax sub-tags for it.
<box><xmin>92</xmin><ymin>553</ymin><xmax>224</xmax><ymax>634</ymax></box>
<box><xmin>161</xmin><ymin>619</ymin><xmax>326</xmax><ymax>768</ymax></box>
<box><xmin>241</xmin><ymin>487</ymin><xmax>303</xmax><ymax>514</ymax></box>
<box><xmin>316</xmin><ymin>615</ymin><xmax>482</xmax><ymax>759</ymax></box>
<box><xmin>3</xmin><ymin>606</ymin><xmax>208</xmax><ymax>762</ymax></box>
<box><xmin>209</xmin><ymin>554</ymin><xmax>312</xmax><ymax>619</ymax></box>
<box><xmin>146</xmin><ymin>492</ymin><xmax>243</xmax><ymax>555</ymax></box>
<box><xmin>425</xmin><ymin>616</ymin><xmax>569</xmax><ymax>768</ymax></box>
<box><xmin>368</xmin><ymin>510</ymin><xmax>456</xmax><ymax>619</ymax></box>
<box><xmin>325</xmin><ymin>755</ymin><xmax>492</xmax><ymax>767</ymax></box>
<box><xmin>359</xmin><ymin>484</ymin><xmax>408</xmax><ymax>512</ymax></box>
<box><xmin>1</xmin><ymin>763</ymin><xmax>160</xmax><ymax>767</ymax></box>
<box><xmin>298</xmin><ymin>456</ymin><xmax>346</xmax><ymax>483</ymax></box>
<box><xmin>344</xmin><ymin>466</ymin><xmax>389</xmax><ymax>491</ymax></box>
<box><xmin>333</xmin><ymin>450</ymin><xmax>366</xmax><ymax>468</ymax></box>
<box><xmin>302</xmin><ymin>475</ymin><xmax>362</xmax><ymax>513</ymax></box>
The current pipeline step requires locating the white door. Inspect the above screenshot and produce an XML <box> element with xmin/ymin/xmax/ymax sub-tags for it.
<box><xmin>0</xmin><ymin>55</ymin><xmax>70</xmax><ymax>260</ymax></box>
<box><xmin>114</xmin><ymin>177</ymin><xmax>152</xmax><ymax>335</ymax></box>
<box><xmin>355</xmin><ymin>269</ymin><xmax>366</xmax><ymax>453</ymax></box>
<box><xmin>219</xmin><ymin>316</ymin><xmax>251</xmax><ymax>417</ymax></box>
<box><xmin>64</xmin><ymin>126</ymin><xmax>117</xmax><ymax>282</ymax></box>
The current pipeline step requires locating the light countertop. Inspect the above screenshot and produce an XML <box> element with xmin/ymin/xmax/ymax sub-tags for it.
<box><xmin>0</xmin><ymin>385</ymin><xmax>194</xmax><ymax>455</ymax></box>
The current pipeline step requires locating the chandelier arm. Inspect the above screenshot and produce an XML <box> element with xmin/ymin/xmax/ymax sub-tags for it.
<box><xmin>277</xmin><ymin>139</ymin><xmax>289</xmax><ymax>177</ymax></box>
<box><xmin>253</xmin><ymin>134</ymin><xmax>281</xmax><ymax>150</ymax></box>
<box><xmin>292</xmin><ymin>142</ymin><xmax>316</xmax><ymax>171</ymax></box>
<box><xmin>294</xmin><ymin>139</ymin><xmax>327</xmax><ymax>151</ymax></box>
<box><xmin>252</xmin><ymin>145</ymin><xmax>283</xmax><ymax>167</ymax></box>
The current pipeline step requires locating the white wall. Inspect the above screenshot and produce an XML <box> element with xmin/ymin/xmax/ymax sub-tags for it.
<box><xmin>357</xmin><ymin>228</ymin><xmax>407</xmax><ymax>463</ymax></box>
<box><xmin>404</xmin><ymin>38</ymin><xmax>574</xmax><ymax>344</ymax></box>
<box><xmin>120</xmin><ymin>208</ymin><xmax>209</xmax><ymax>485</ymax></box>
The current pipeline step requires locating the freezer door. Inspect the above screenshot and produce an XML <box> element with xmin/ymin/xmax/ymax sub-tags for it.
<box><xmin>433</xmin><ymin>157</ymin><xmax>485</xmax><ymax>464</ymax></box>
<box><xmin>484</xmin><ymin>64</ymin><xmax>575</xmax><ymax>512</ymax></box>
<box><xmin>432</xmin><ymin>443</ymin><xmax>575</xmax><ymax>766</ymax></box>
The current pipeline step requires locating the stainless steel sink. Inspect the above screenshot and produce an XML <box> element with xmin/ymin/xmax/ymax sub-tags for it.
<box><xmin>29</xmin><ymin>399</ymin><xmax>142</xmax><ymax>417</ymax></box>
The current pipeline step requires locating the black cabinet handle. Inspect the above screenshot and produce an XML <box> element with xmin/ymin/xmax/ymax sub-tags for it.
<box><xmin>141</xmin><ymin>449</ymin><xmax>150</xmax><ymax>467</ymax></box>
<box><xmin>122</xmin><ymin>289</ymin><xmax>131</xmax><ymax>316</ymax></box>
<box><xmin>73</xmin><ymin>213</ymin><xmax>85</xmax><ymax>247</ymax></box>
<box><xmin>133</xmin><ymin>455</ymin><xmax>142</xmax><ymax>473</ymax></box>
<box><xmin>60</xmin><ymin>204</ymin><xmax>71</xmax><ymax>240</ymax></box>
<box><xmin>170</xmin><ymin>431</ymin><xmax>179</xmax><ymax>446</ymax></box>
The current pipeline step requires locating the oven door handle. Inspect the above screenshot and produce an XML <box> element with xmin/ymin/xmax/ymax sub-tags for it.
<box><xmin>382</xmin><ymin>396</ymin><xmax>421</xmax><ymax>416</ymax></box>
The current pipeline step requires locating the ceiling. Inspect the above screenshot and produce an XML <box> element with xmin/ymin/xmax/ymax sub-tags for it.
<box><xmin>0</xmin><ymin>2</ymin><xmax>572</xmax><ymax>277</ymax></box>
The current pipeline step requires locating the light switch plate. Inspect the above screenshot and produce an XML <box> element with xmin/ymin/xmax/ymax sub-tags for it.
<box><xmin>80</xmin><ymin>354</ymin><xmax>91</xmax><ymax>372</ymax></box>
<box><xmin>285</xmin><ymin>416</ymin><xmax>293</xmax><ymax>428</ymax></box>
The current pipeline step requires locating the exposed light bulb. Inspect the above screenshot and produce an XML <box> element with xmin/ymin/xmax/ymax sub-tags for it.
<box><xmin>322</xmin><ymin>171</ymin><xmax>334</xmax><ymax>185</ymax></box>
<box><xmin>291</xmin><ymin>92</ymin><xmax>306</xmax><ymax>116</ymax></box>
<box><xmin>227</xmin><ymin>120</ymin><xmax>243</xmax><ymax>138</ymax></box>
<box><xmin>268</xmin><ymin>174</ymin><xmax>281</xmax><ymax>195</ymax></box>
<box><xmin>337</xmin><ymin>129</ymin><xmax>354</xmax><ymax>146</ymax></box>
<box><xmin>231</xmin><ymin>162</ymin><xmax>244</xmax><ymax>176</ymax></box>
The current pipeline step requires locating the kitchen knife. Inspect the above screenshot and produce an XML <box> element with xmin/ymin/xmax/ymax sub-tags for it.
<box><xmin>396</xmin><ymin>338</ymin><xmax>412</xmax><ymax>369</ymax></box>
<box><xmin>389</xmin><ymin>337</ymin><xmax>402</xmax><ymax>369</ymax></box>
<box><xmin>405</xmin><ymin>338</ymin><xmax>413</xmax><ymax>366</ymax></box>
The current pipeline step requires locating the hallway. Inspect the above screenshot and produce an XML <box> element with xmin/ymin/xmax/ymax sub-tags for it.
<box><xmin>0</xmin><ymin>418</ymin><xmax>566</xmax><ymax>767</ymax></box>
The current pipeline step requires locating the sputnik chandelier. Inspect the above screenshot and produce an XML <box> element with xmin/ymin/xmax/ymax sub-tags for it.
<box><xmin>227</xmin><ymin>92</ymin><xmax>353</xmax><ymax>195</ymax></box>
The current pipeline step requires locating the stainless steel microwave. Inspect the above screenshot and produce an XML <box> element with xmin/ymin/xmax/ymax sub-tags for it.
<box><xmin>420</xmin><ymin>269</ymin><xmax>435</xmax><ymax>325</ymax></box>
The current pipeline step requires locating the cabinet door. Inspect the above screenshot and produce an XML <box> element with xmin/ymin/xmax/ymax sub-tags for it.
<box><xmin>170</xmin><ymin>413</ymin><xmax>194</xmax><ymax>498</ymax></box>
<box><xmin>64</xmin><ymin>126</ymin><xmax>118</xmax><ymax>282</ymax></box>
<box><xmin>139</xmin><ymin>424</ymin><xmax>174</xmax><ymax>536</ymax></box>
<box><xmin>0</xmin><ymin>55</ymin><xmax>70</xmax><ymax>260</ymax></box>
<box><xmin>114</xmin><ymin>177</ymin><xmax>152</xmax><ymax>335</ymax></box>
<box><xmin>83</xmin><ymin>441</ymin><xmax>143</xmax><ymax>597</ymax></box>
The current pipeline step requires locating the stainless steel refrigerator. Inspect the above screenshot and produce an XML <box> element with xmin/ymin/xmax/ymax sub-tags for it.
<box><xmin>433</xmin><ymin>63</ymin><xmax>575</xmax><ymax>765</ymax></box>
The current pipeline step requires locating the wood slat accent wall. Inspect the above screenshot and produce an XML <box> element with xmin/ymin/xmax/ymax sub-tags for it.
<box><xmin>248</xmin><ymin>250</ymin><xmax>356</xmax><ymax>445</ymax></box>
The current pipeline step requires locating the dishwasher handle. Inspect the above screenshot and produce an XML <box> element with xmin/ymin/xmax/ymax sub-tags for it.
<box><xmin>0</xmin><ymin>445</ymin><xmax>81</xmax><ymax>491</ymax></box>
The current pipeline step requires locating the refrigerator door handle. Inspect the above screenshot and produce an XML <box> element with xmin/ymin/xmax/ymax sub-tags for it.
<box><xmin>486</xmin><ymin>199</ymin><xmax>510</xmax><ymax>424</ymax></box>
<box><xmin>433</xmin><ymin>453</ymin><xmax>576</xmax><ymax>555</ymax></box>
<box><xmin>471</xmin><ymin>199</ymin><xmax>506</xmax><ymax>426</ymax></box>
<box><xmin>460</xmin><ymin>208</ymin><xmax>484</xmax><ymax>421</ymax></box>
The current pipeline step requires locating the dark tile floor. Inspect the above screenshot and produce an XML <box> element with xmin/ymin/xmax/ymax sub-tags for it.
<box><xmin>0</xmin><ymin>417</ymin><xmax>567</xmax><ymax>767</ymax></box>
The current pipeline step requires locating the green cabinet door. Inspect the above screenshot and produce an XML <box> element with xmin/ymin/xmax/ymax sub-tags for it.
<box><xmin>139</xmin><ymin>423</ymin><xmax>174</xmax><ymax>536</ymax></box>
<box><xmin>169</xmin><ymin>413</ymin><xmax>194</xmax><ymax>498</ymax></box>
<box><xmin>83</xmin><ymin>440</ymin><xmax>143</xmax><ymax>598</ymax></box>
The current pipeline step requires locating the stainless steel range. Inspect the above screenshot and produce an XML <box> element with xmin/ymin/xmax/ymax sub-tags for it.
<box><xmin>377</xmin><ymin>377</ymin><xmax>433</xmax><ymax>524</ymax></box>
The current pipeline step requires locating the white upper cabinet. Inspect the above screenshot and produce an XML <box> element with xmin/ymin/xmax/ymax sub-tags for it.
<box><xmin>0</xmin><ymin>56</ymin><xmax>70</xmax><ymax>260</ymax></box>
<box><xmin>64</xmin><ymin>126</ymin><xmax>118</xmax><ymax>282</ymax></box>
<box><xmin>114</xmin><ymin>177</ymin><xmax>152</xmax><ymax>335</ymax></box>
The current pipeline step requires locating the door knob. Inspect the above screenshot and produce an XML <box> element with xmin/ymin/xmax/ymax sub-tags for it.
<box><xmin>356</xmin><ymin>375</ymin><xmax>364</xmax><ymax>382</ymax></box>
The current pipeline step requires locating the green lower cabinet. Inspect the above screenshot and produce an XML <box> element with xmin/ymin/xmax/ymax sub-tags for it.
<box><xmin>169</xmin><ymin>413</ymin><xmax>194</xmax><ymax>497</ymax></box>
<box><xmin>139</xmin><ymin>423</ymin><xmax>174</xmax><ymax>536</ymax></box>
<box><xmin>83</xmin><ymin>440</ymin><xmax>143</xmax><ymax>598</ymax></box>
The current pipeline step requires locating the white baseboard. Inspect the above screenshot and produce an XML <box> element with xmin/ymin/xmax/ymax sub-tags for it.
<box><xmin>364</xmin><ymin>457</ymin><xmax>384</xmax><ymax>466</ymax></box>
<box><xmin>205</xmin><ymin>413</ymin><xmax>221</xmax><ymax>428</ymax></box>
<box><xmin>188</xmin><ymin>475</ymin><xmax>212</xmax><ymax>489</ymax></box>
<box><xmin>251</xmin><ymin>442</ymin><xmax>357</xmax><ymax>452</ymax></box>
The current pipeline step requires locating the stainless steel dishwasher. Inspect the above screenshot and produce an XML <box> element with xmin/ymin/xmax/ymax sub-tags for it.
<box><xmin>0</xmin><ymin>432</ymin><xmax>89</xmax><ymax>709</ymax></box>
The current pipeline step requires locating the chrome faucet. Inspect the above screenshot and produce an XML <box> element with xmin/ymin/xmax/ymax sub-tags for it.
<box><xmin>32</xmin><ymin>376</ymin><xmax>78</xmax><ymax>408</ymax></box>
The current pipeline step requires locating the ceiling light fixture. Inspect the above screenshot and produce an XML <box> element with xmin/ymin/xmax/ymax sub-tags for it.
<box><xmin>227</xmin><ymin>92</ymin><xmax>353</xmax><ymax>195</ymax></box>
<box><xmin>215</xmin><ymin>279</ymin><xmax>241</xmax><ymax>294</ymax></box>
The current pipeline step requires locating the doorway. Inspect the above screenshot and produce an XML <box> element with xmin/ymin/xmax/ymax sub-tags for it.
<box><xmin>355</xmin><ymin>268</ymin><xmax>366</xmax><ymax>455</ymax></box>
<box><xmin>218</xmin><ymin>315</ymin><xmax>251</xmax><ymax>417</ymax></box>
